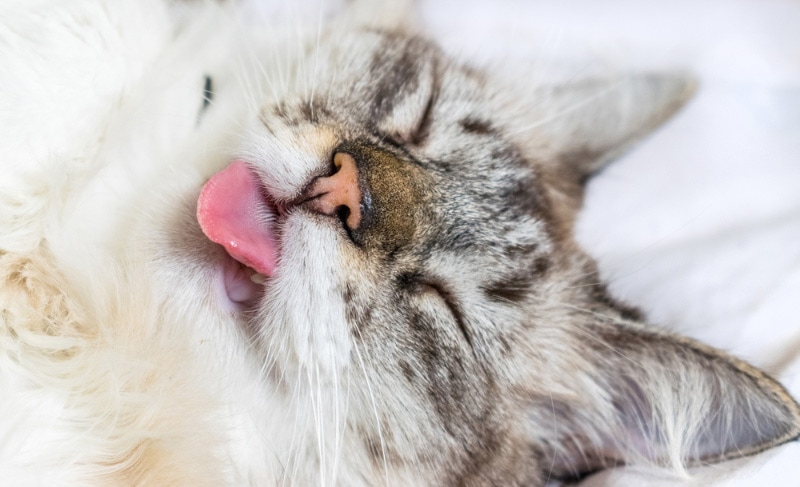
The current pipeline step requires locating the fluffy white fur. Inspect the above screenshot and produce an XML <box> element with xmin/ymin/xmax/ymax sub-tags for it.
<box><xmin>0</xmin><ymin>2</ymin><xmax>401</xmax><ymax>484</ymax></box>
<box><xmin>1</xmin><ymin>2</ymin><xmax>235</xmax><ymax>484</ymax></box>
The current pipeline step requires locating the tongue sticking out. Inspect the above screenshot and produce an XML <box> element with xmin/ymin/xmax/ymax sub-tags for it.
<box><xmin>197</xmin><ymin>160</ymin><xmax>279</xmax><ymax>277</ymax></box>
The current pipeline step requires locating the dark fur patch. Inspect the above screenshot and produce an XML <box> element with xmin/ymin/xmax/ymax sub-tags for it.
<box><xmin>589</xmin><ymin>282</ymin><xmax>644</xmax><ymax>322</ymax></box>
<box><xmin>421</xmin><ymin>348</ymin><xmax>468</xmax><ymax>435</ymax></box>
<box><xmin>532</xmin><ymin>257</ymin><xmax>552</xmax><ymax>279</ymax></box>
<box><xmin>399</xmin><ymin>359</ymin><xmax>416</xmax><ymax>382</ymax></box>
<box><xmin>409</xmin><ymin>88</ymin><xmax>436</xmax><ymax>145</ymax></box>
<box><xmin>269</xmin><ymin>97</ymin><xmax>332</xmax><ymax>126</ymax></box>
<box><xmin>498</xmin><ymin>335</ymin><xmax>512</xmax><ymax>355</ymax></box>
<box><xmin>298</xmin><ymin>97</ymin><xmax>331</xmax><ymax>124</ymax></box>
<box><xmin>505</xmin><ymin>178</ymin><xmax>542</xmax><ymax>217</ymax></box>
<box><xmin>342</xmin><ymin>283</ymin><xmax>354</xmax><ymax>306</ymax></box>
<box><xmin>359</xmin><ymin>425</ymin><xmax>398</xmax><ymax>468</ymax></box>
<box><xmin>404</xmin><ymin>308</ymin><xmax>475</xmax><ymax>435</ymax></box>
<box><xmin>369</xmin><ymin>39</ymin><xmax>424</xmax><ymax>122</ymax></box>
<box><xmin>342</xmin><ymin>283</ymin><xmax>374</xmax><ymax>339</ymax></box>
<box><xmin>459</xmin><ymin>117</ymin><xmax>494</xmax><ymax>135</ymax></box>
<box><xmin>364</xmin><ymin>434</ymin><xmax>382</xmax><ymax>464</ymax></box>
<box><xmin>490</xmin><ymin>145</ymin><xmax>516</xmax><ymax>163</ymax></box>
<box><xmin>483</xmin><ymin>274</ymin><xmax>532</xmax><ymax>304</ymax></box>
<box><xmin>504</xmin><ymin>243</ymin><xmax>540</xmax><ymax>260</ymax></box>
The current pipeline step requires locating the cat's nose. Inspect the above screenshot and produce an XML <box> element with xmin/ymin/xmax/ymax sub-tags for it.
<box><xmin>303</xmin><ymin>152</ymin><xmax>363</xmax><ymax>231</ymax></box>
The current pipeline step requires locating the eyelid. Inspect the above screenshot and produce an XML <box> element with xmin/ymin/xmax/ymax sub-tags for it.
<box><xmin>201</xmin><ymin>75</ymin><xmax>213</xmax><ymax>111</ymax></box>
<box><xmin>408</xmin><ymin>92</ymin><xmax>435</xmax><ymax>146</ymax></box>
<box><xmin>417</xmin><ymin>280</ymin><xmax>473</xmax><ymax>348</ymax></box>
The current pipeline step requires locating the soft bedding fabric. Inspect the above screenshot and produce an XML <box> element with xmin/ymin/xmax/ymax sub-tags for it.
<box><xmin>416</xmin><ymin>1</ymin><xmax>800</xmax><ymax>485</ymax></box>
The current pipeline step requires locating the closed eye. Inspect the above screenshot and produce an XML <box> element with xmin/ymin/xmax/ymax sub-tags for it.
<box><xmin>380</xmin><ymin>91</ymin><xmax>435</xmax><ymax>150</ymax></box>
<box><xmin>198</xmin><ymin>75</ymin><xmax>214</xmax><ymax>121</ymax></box>
<box><xmin>408</xmin><ymin>91</ymin><xmax>435</xmax><ymax>146</ymax></box>
<box><xmin>418</xmin><ymin>281</ymin><xmax>472</xmax><ymax>348</ymax></box>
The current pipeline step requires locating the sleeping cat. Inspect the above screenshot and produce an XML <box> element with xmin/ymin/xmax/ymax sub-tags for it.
<box><xmin>1</xmin><ymin>0</ymin><xmax>798</xmax><ymax>485</ymax></box>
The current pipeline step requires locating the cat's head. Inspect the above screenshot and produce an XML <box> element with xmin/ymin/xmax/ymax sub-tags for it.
<box><xmin>161</xmin><ymin>18</ymin><xmax>800</xmax><ymax>486</ymax></box>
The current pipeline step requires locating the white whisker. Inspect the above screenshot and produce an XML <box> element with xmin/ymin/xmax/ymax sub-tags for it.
<box><xmin>351</xmin><ymin>330</ymin><xmax>390</xmax><ymax>486</ymax></box>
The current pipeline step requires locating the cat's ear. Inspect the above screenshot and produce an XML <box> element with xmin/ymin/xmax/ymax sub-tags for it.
<box><xmin>513</xmin><ymin>72</ymin><xmax>696</xmax><ymax>183</ymax></box>
<box><xmin>534</xmin><ymin>320</ymin><xmax>800</xmax><ymax>479</ymax></box>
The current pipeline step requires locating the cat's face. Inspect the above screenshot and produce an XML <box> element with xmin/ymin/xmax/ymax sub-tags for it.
<box><xmin>157</xmin><ymin>25</ymin><xmax>799</xmax><ymax>486</ymax></box>
<box><xmin>194</xmin><ymin>30</ymin><xmax>557</xmax><ymax>481</ymax></box>
<box><xmin>240</xmin><ymin>33</ymin><xmax>556</xmax><ymax>385</ymax></box>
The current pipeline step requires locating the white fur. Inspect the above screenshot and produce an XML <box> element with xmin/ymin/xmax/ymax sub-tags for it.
<box><xmin>0</xmin><ymin>1</ymin><xmax>392</xmax><ymax>484</ymax></box>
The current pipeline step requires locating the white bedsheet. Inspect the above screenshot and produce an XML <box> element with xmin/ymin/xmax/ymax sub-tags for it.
<box><xmin>417</xmin><ymin>1</ymin><xmax>800</xmax><ymax>485</ymax></box>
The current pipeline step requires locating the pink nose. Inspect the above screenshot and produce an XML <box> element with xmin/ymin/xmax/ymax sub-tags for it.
<box><xmin>305</xmin><ymin>152</ymin><xmax>363</xmax><ymax>230</ymax></box>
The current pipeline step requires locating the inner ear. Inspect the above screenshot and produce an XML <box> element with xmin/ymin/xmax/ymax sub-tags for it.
<box><xmin>533</xmin><ymin>321</ymin><xmax>800</xmax><ymax>479</ymax></box>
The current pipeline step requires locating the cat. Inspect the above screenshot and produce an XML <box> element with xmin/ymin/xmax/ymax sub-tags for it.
<box><xmin>1</xmin><ymin>0</ymin><xmax>798</xmax><ymax>485</ymax></box>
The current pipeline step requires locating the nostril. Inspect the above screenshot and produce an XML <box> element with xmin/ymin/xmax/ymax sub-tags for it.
<box><xmin>332</xmin><ymin>153</ymin><xmax>344</xmax><ymax>173</ymax></box>
<box><xmin>335</xmin><ymin>205</ymin><xmax>354</xmax><ymax>238</ymax></box>
<box><xmin>302</xmin><ymin>152</ymin><xmax>363</xmax><ymax>232</ymax></box>
<box><xmin>335</xmin><ymin>205</ymin><xmax>351</xmax><ymax>225</ymax></box>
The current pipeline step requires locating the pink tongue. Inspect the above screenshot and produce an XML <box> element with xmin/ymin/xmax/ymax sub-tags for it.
<box><xmin>197</xmin><ymin>160</ymin><xmax>278</xmax><ymax>276</ymax></box>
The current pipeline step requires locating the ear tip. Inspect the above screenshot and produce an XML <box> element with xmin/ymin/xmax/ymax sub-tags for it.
<box><xmin>664</xmin><ymin>72</ymin><xmax>698</xmax><ymax>104</ymax></box>
<box><xmin>783</xmin><ymin>392</ymin><xmax>800</xmax><ymax>439</ymax></box>
<box><xmin>667</xmin><ymin>71</ymin><xmax>698</xmax><ymax>99</ymax></box>
<box><xmin>727</xmin><ymin>370</ymin><xmax>800</xmax><ymax>457</ymax></box>
<box><xmin>638</xmin><ymin>71</ymin><xmax>699</xmax><ymax>120</ymax></box>
<box><xmin>761</xmin><ymin>369</ymin><xmax>800</xmax><ymax>434</ymax></box>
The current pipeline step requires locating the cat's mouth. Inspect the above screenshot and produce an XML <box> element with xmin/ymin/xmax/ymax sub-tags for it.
<box><xmin>197</xmin><ymin>160</ymin><xmax>280</xmax><ymax>306</ymax></box>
